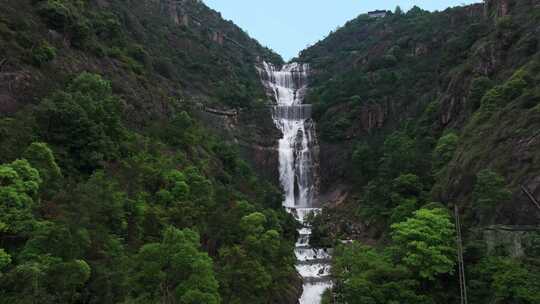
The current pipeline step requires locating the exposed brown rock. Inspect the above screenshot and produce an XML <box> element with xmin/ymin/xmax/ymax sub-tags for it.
<box><xmin>485</xmin><ymin>0</ymin><xmax>512</xmax><ymax>17</ymax></box>
<box><xmin>414</xmin><ymin>43</ymin><xmax>429</xmax><ymax>56</ymax></box>
<box><xmin>0</xmin><ymin>94</ymin><xmax>18</xmax><ymax>114</ymax></box>
<box><xmin>359</xmin><ymin>103</ymin><xmax>385</xmax><ymax>131</ymax></box>
<box><xmin>0</xmin><ymin>71</ymin><xmax>32</xmax><ymax>97</ymax></box>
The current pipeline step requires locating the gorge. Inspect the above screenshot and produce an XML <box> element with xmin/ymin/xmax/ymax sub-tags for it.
<box><xmin>0</xmin><ymin>0</ymin><xmax>540</xmax><ymax>303</ymax></box>
<box><xmin>257</xmin><ymin>62</ymin><xmax>332</xmax><ymax>303</ymax></box>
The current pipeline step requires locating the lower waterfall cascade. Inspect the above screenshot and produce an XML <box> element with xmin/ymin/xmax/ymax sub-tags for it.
<box><xmin>257</xmin><ymin>61</ymin><xmax>333</xmax><ymax>304</ymax></box>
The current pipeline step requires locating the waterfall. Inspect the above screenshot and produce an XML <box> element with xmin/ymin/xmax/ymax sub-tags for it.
<box><xmin>257</xmin><ymin>61</ymin><xmax>332</xmax><ymax>304</ymax></box>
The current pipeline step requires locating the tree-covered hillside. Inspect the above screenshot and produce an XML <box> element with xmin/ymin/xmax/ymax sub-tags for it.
<box><xmin>0</xmin><ymin>0</ymin><xmax>301</xmax><ymax>303</ymax></box>
<box><xmin>300</xmin><ymin>1</ymin><xmax>540</xmax><ymax>303</ymax></box>
<box><xmin>0</xmin><ymin>0</ymin><xmax>282</xmax><ymax>121</ymax></box>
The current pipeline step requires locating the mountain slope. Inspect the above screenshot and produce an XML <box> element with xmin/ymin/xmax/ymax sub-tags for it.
<box><xmin>301</xmin><ymin>0</ymin><xmax>540</xmax><ymax>223</ymax></box>
<box><xmin>0</xmin><ymin>1</ymin><xmax>301</xmax><ymax>303</ymax></box>
<box><xmin>300</xmin><ymin>1</ymin><xmax>540</xmax><ymax>303</ymax></box>
<box><xmin>0</xmin><ymin>0</ymin><xmax>282</xmax><ymax>120</ymax></box>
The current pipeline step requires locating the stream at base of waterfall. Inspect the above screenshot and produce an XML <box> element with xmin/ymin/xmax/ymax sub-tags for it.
<box><xmin>257</xmin><ymin>62</ymin><xmax>332</xmax><ymax>304</ymax></box>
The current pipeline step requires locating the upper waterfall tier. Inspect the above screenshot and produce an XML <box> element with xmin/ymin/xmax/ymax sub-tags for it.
<box><xmin>257</xmin><ymin>61</ymin><xmax>316</xmax><ymax>208</ymax></box>
<box><xmin>257</xmin><ymin>62</ymin><xmax>309</xmax><ymax>106</ymax></box>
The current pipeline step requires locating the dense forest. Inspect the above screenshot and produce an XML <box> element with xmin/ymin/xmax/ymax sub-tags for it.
<box><xmin>299</xmin><ymin>0</ymin><xmax>540</xmax><ymax>303</ymax></box>
<box><xmin>2</xmin><ymin>0</ymin><xmax>540</xmax><ymax>303</ymax></box>
<box><xmin>0</xmin><ymin>0</ymin><xmax>300</xmax><ymax>303</ymax></box>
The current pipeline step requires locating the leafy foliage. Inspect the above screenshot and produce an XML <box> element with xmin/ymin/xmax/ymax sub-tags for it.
<box><xmin>470</xmin><ymin>257</ymin><xmax>540</xmax><ymax>304</ymax></box>
<box><xmin>35</xmin><ymin>73</ymin><xmax>125</xmax><ymax>173</ymax></box>
<box><xmin>0</xmin><ymin>72</ymin><xmax>297</xmax><ymax>303</ymax></box>
<box><xmin>391</xmin><ymin>208</ymin><xmax>456</xmax><ymax>280</ymax></box>
<box><xmin>332</xmin><ymin>242</ymin><xmax>426</xmax><ymax>304</ymax></box>
<box><xmin>31</xmin><ymin>42</ymin><xmax>56</xmax><ymax>66</ymax></box>
<box><xmin>0</xmin><ymin>159</ymin><xmax>42</xmax><ymax>235</ymax></box>
<box><xmin>300</xmin><ymin>3</ymin><xmax>540</xmax><ymax>302</ymax></box>
<box><xmin>432</xmin><ymin>132</ymin><xmax>458</xmax><ymax>173</ymax></box>
<box><xmin>473</xmin><ymin>170</ymin><xmax>512</xmax><ymax>210</ymax></box>
<box><xmin>128</xmin><ymin>227</ymin><xmax>220</xmax><ymax>304</ymax></box>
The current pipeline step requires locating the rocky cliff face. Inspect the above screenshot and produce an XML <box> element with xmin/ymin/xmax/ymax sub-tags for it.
<box><xmin>196</xmin><ymin>105</ymin><xmax>281</xmax><ymax>184</ymax></box>
<box><xmin>0</xmin><ymin>0</ymin><xmax>285</xmax><ymax>186</ymax></box>
<box><xmin>300</xmin><ymin>0</ymin><xmax>540</xmax><ymax>231</ymax></box>
<box><xmin>0</xmin><ymin>1</ymin><xmax>302</xmax><ymax>303</ymax></box>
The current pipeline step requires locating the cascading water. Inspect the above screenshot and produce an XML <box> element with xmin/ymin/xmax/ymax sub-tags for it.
<box><xmin>257</xmin><ymin>61</ymin><xmax>332</xmax><ymax>304</ymax></box>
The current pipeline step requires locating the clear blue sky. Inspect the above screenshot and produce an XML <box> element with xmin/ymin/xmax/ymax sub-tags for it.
<box><xmin>203</xmin><ymin>0</ymin><xmax>483</xmax><ymax>60</ymax></box>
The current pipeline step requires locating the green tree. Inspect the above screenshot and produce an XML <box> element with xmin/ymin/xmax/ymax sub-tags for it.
<box><xmin>23</xmin><ymin>142</ymin><xmax>62</xmax><ymax>197</ymax></box>
<box><xmin>332</xmin><ymin>242</ymin><xmax>425</xmax><ymax>304</ymax></box>
<box><xmin>391</xmin><ymin>208</ymin><xmax>456</xmax><ymax>280</ymax></box>
<box><xmin>468</xmin><ymin>77</ymin><xmax>493</xmax><ymax>111</ymax></box>
<box><xmin>32</xmin><ymin>42</ymin><xmax>57</xmax><ymax>67</ymax></box>
<box><xmin>349</xmin><ymin>95</ymin><xmax>362</xmax><ymax>105</ymax></box>
<box><xmin>216</xmin><ymin>211</ymin><xmax>290</xmax><ymax>304</ymax></box>
<box><xmin>20</xmin><ymin>222</ymin><xmax>90</xmax><ymax>262</ymax></box>
<box><xmin>157</xmin><ymin>170</ymin><xmax>190</xmax><ymax>205</ymax></box>
<box><xmin>0</xmin><ymin>159</ymin><xmax>42</xmax><ymax>235</ymax></box>
<box><xmin>433</xmin><ymin>132</ymin><xmax>459</xmax><ymax>173</ymax></box>
<box><xmin>240</xmin><ymin>212</ymin><xmax>266</xmax><ymax>236</ymax></box>
<box><xmin>239</xmin><ymin>212</ymin><xmax>282</xmax><ymax>261</ymax></box>
<box><xmin>36</xmin><ymin>73</ymin><xmax>125</xmax><ymax>173</ymax></box>
<box><xmin>380</xmin><ymin>132</ymin><xmax>417</xmax><ymax>178</ymax></box>
<box><xmin>388</xmin><ymin>174</ymin><xmax>423</xmax><ymax>224</ymax></box>
<box><xmin>470</xmin><ymin>257</ymin><xmax>540</xmax><ymax>304</ymax></box>
<box><xmin>161</xmin><ymin>167</ymin><xmax>215</xmax><ymax>230</ymax></box>
<box><xmin>352</xmin><ymin>143</ymin><xmax>377</xmax><ymax>184</ymax></box>
<box><xmin>47</xmin><ymin>259</ymin><xmax>92</xmax><ymax>303</ymax></box>
<box><xmin>0</xmin><ymin>114</ymin><xmax>38</xmax><ymax>162</ymax></box>
<box><xmin>390</xmin><ymin>197</ymin><xmax>419</xmax><ymax>224</ymax></box>
<box><xmin>129</xmin><ymin>227</ymin><xmax>220</xmax><ymax>304</ymax></box>
<box><xmin>218</xmin><ymin>245</ymin><xmax>271</xmax><ymax>304</ymax></box>
<box><xmin>1</xmin><ymin>254</ymin><xmax>91</xmax><ymax>303</ymax></box>
<box><xmin>167</xmin><ymin>111</ymin><xmax>199</xmax><ymax>148</ymax></box>
<box><xmin>392</xmin><ymin>174</ymin><xmax>423</xmax><ymax>197</ymax></box>
<box><xmin>0</xmin><ymin>248</ymin><xmax>11</xmax><ymax>272</ymax></box>
<box><xmin>473</xmin><ymin>169</ymin><xmax>511</xmax><ymax>209</ymax></box>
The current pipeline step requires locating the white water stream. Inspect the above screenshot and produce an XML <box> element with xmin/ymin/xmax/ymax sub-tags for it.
<box><xmin>257</xmin><ymin>62</ymin><xmax>332</xmax><ymax>304</ymax></box>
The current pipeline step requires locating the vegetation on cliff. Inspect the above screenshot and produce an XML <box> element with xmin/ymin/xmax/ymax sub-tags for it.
<box><xmin>301</xmin><ymin>1</ymin><xmax>540</xmax><ymax>303</ymax></box>
<box><xmin>2</xmin><ymin>0</ymin><xmax>540</xmax><ymax>303</ymax></box>
<box><xmin>0</xmin><ymin>0</ymin><xmax>298</xmax><ymax>303</ymax></box>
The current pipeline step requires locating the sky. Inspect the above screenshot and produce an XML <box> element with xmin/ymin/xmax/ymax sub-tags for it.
<box><xmin>203</xmin><ymin>0</ymin><xmax>483</xmax><ymax>60</ymax></box>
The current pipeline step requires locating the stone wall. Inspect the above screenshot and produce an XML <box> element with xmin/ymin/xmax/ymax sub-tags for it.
<box><xmin>483</xmin><ymin>226</ymin><xmax>540</xmax><ymax>257</ymax></box>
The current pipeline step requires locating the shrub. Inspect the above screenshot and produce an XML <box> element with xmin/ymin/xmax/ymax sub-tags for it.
<box><xmin>433</xmin><ymin>132</ymin><xmax>459</xmax><ymax>172</ymax></box>
<box><xmin>32</xmin><ymin>42</ymin><xmax>57</xmax><ymax>66</ymax></box>
<box><xmin>93</xmin><ymin>12</ymin><xmax>122</xmax><ymax>41</ymax></box>
<box><xmin>153</xmin><ymin>57</ymin><xmax>176</xmax><ymax>79</ymax></box>
<box><xmin>468</xmin><ymin>77</ymin><xmax>494</xmax><ymax>111</ymax></box>
<box><xmin>37</xmin><ymin>0</ymin><xmax>73</xmax><ymax>30</ymax></box>
<box><xmin>391</xmin><ymin>207</ymin><xmax>456</xmax><ymax>280</ymax></box>
<box><xmin>127</xmin><ymin>44</ymin><xmax>149</xmax><ymax>64</ymax></box>
<box><xmin>480</xmin><ymin>86</ymin><xmax>505</xmax><ymax>112</ymax></box>
<box><xmin>0</xmin><ymin>249</ymin><xmax>11</xmax><ymax>271</ymax></box>
<box><xmin>473</xmin><ymin>169</ymin><xmax>511</xmax><ymax>209</ymax></box>
<box><xmin>37</xmin><ymin>0</ymin><xmax>90</xmax><ymax>48</ymax></box>
<box><xmin>35</xmin><ymin>73</ymin><xmax>125</xmax><ymax>173</ymax></box>
<box><xmin>69</xmin><ymin>20</ymin><xmax>91</xmax><ymax>48</ymax></box>
<box><xmin>502</xmin><ymin>69</ymin><xmax>530</xmax><ymax>100</ymax></box>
